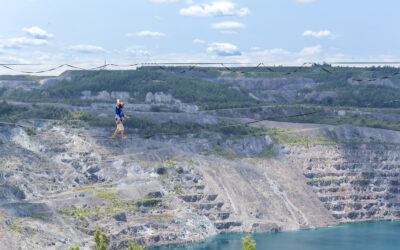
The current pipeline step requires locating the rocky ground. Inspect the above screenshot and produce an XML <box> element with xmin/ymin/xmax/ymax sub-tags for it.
<box><xmin>0</xmin><ymin>116</ymin><xmax>400</xmax><ymax>249</ymax></box>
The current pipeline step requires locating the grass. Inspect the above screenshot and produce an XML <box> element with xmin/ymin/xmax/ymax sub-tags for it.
<box><xmin>208</xmin><ymin>144</ymin><xmax>241</xmax><ymax>160</ymax></box>
<box><xmin>272</xmin><ymin>132</ymin><xmax>337</xmax><ymax>145</ymax></box>
<box><xmin>30</xmin><ymin>214</ymin><xmax>46</xmax><ymax>221</ymax></box>
<box><xmin>59</xmin><ymin>196</ymin><xmax>164</xmax><ymax>221</ymax></box>
<box><xmin>58</xmin><ymin>207</ymin><xmax>101</xmax><ymax>220</ymax></box>
<box><xmin>73</xmin><ymin>187</ymin><xmax>95</xmax><ymax>193</ymax></box>
<box><xmin>22</xmin><ymin>127</ymin><xmax>37</xmax><ymax>136</ymax></box>
<box><xmin>258</xmin><ymin>148</ymin><xmax>275</xmax><ymax>159</ymax></box>
<box><xmin>185</xmin><ymin>158</ymin><xmax>195</xmax><ymax>165</ymax></box>
<box><xmin>75</xmin><ymin>226</ymin><xmax>90</xmax><ymax>233</ymax></box>
<box><xmin>150</xmin><ymin>214</ymin><xmax>174</xmax><ymax>221</ymax></box>
<box><xmin>73</xmin><ymin>187</ymin><xmax>118</xmax><ymax>200</ymax></box>
<box><xmin>95</xmin><ymin>190</ymin><xmax>118</xmax><ymax>200</ymax></box>
<box><xmin>8</xmin><ymin>225</ymin><xmax>23</xmax><ymax>233</ymax></box>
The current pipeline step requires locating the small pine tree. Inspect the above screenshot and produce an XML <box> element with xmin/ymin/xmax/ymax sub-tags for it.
<box><xmin>241</xmin><ymin>234</ymin><xmax>256</xmax><ymax>250</ymax></box>
<box><xmin>94</xmin><ymin>230</ymin><xmax>109</xmax><ymax>250</ymax></box>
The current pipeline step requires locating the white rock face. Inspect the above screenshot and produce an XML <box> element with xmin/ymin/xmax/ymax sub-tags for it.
<box><xmin>249</xmin><ymin>93</ymin><xmax>260</xmax><ymax>101</ymax></box>
<box><xmin>96</xmin><ymin>91</ymin><xmax>111</xmax><ymax>100</ymax></box>
<box><xmin>146</xmin><ymin>92</ymin><xmax>176</xmax><ymax>104</ymax></box>
<box><xmin>154</xmin><ymin>92</ymin><xmax>174</xmax><ymax>103</ymax></box>
<box><xmin>338</xmin><ymin>110</ymin><xmax>346</xmax><ymax>117</ymax></box>
<box><xmin>144</xmin><ymin>91</ymin><xmax>198</xmax><ymax>113</ymax></box>
<box><xmin>111</xmin><ymin>91</ymin><xmax>130</xmax><ymax>100</ymax></box>
<box><xmin>145</xmin><ymin>92</ymin><xmax>155</xmax><ymax>103</ymax></box>
<box><xmin>80</xmin><ymin>90</ymin><xmax>131</xmax><ymax>101</ymax></box>
<box><xmin>81</xmin><ymin>90</ymin><xmax>92</xmax><ymax>98</ymax></box>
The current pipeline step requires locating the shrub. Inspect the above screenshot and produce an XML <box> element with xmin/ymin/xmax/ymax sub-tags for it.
<box><xmin>241</xmin><ymin>234</ymin><xmax>256</xmax><ymax>250</ymax></box>
<box><xmin>94</xmin><ymin>231</ymin><xmax>109</xmax><ymax>250</ymax></box>
<box><xmin>125</xmin><ymin>242</ymin><xmax>146</xmax><ymax>250</ymax></box>
<box><xmin>67</xmin><ymin>246</ymin><xmax>80</xmax><ymax>250</ymax></box>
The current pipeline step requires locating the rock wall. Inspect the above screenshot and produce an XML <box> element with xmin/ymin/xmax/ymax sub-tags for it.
<box><xmin>1</xmin><ymin>121</ymin><xmax>400</xmax><ymax>249</ymax></box>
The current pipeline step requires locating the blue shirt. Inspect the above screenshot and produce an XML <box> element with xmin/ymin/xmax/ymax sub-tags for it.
<box><xmin>115</xmin><ymin>105</ymin><xmax>124</xmax><ymax>121</ymax></box>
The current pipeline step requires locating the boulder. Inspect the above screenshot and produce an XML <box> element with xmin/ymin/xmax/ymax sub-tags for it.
<box><xmin>113</xmin><ymin>212</ymin><xmax>127</xmax><ymax>222</ymax></box>
<box><xmin>145</xmin><ymin>92</ymin><xmax>155</xmax><ymax>103</ymax></box>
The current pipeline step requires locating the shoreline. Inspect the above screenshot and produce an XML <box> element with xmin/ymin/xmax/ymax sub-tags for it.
<box><xmin>147</xmin><ymin>220</ymin><xmax>400</xmax><ymax>249</ymax></box>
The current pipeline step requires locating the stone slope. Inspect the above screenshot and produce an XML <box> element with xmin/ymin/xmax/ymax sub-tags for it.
<box><xmin>0</xmin><ymin>120</ymin><xmax>399</xmax><ymax>249</ymax></box>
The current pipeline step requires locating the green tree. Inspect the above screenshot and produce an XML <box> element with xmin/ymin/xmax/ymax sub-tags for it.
<box><xmin>241</xmin><ymin>234</ymin><xmax>256</xmax><ymax>250</ymax></box>
<box><xmin>94</xmin><ymin>230</ymin><xmax>109</xmax><ymax>250</ymax></box>
<box><xmin>67</xmin><ymin>246</ymin><xmax>80</xmax><ymax>250</ymax></box>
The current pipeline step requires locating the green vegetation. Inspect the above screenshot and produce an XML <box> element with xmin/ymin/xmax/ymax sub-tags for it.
<box><xmin>67</xmin><ymin>246</ymin><xmax>80</xmax><ymax>250</ymax></box>
<box><xmin>280</xmin><ymin>65</ymin><xmax>400</xmax><ymax>108</ymax></box>
<box><xmin>272</xmin><ymin>132</ymin><xmax>336</xmax><ymax>145</ymax></box>
<box><xmin>3</xmin><ymin>66</ymin><xmax>400</xmax><ymax>134</ymax></box>
<box><xmin>59</xmin><ymin>196</ymin><xmax>163</xmax><ymax>221</ymax></box>
<box><xmin>11</xmin><ymin>69</ymin><xmax>259</xmax><ymax>109</ymax></box>
<box><xmin>95</xmin><ymin>190</ymin><xmax>118</xmax><ymax>200</ymax></box>
<box><xmin>59</xmin><ymin>207</ymin><xmax>101</xmax><ymax>220</ymax></box>
<box><xmin>210</xmin><ymin>144</ymin><xmax>240</xmax><ymax>160</ymax></box>
<box><xmin>0</xmin><ymin>100</ymin><xmax>30</xmax><ymax>121</ymax></box>
<box><xmin>258</xmin><ymin>148</ymin><xmax>275</xmax><ymax>159</ymax></box>
<box><xmin>124</xmin><ymin>242</ymin><xmax>146</xmax><ymax>250</ymax></box>
<box><xmin>241</xmin><ymin>234</ymin><xmax>256</xmax><ymax>250</ymax></box>
<box><xmin>22</xmin><ymin>126</ymin><xmax>37</xmax><ymax>136</ymax></box>
<box><xmin>150</xmin><ymin>214</ymin><xmax>174</xmax><ymax>221</ymax></box>
<box><xmin>73</xmin><ymin>187</ymin><xmax>95</xmax><ymax>193</ymax></box>
<box><xmin>94</xmin><ymin>230</ymin><xmax>109</xmax><ymax>250</ymax></box>
<box><xmin>207</xmin><ymin>121</ymin><xmax>270</xmax><ymax>138</ymax></box>
<box><xmin>0</xmin><ymin>87</ymin><xmax>7</xmax><ymax>96</ymax></box>
<box><xmin>0</xmin><ymin>100</ymin><xmax>91</xmax><ymax>124</ymax></box>
<box><xmin>8</xmin><ymin>224</ymin><xmax>23</xmax><ymax>233</ymax></box>
<box><xmin>0</xmin><ymin>75</ymin><xmax>46</xmax><ymax>81</ymax></box>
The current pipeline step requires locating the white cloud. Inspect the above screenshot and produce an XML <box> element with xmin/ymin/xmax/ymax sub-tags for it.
<box><xmin>180</xmin><ymin>1</ymin><xmax>250</xmax><ymax>17</ymax></box>
<box><xmin>126</xmin><ymin>47</ymin><xmax>151</xmax><ymax>57</ymax></box>
<box><xmin>296</xmin><ymin>0</ymin><xmax>316</xmax><ymax>3</ymax></box>
<box><xmin>6</xmin><ymin>37</ymin><xmax>49</xmax><ymax>48</ymax></box>
<box><xmin>211</xmin><ymin>21</ymin><xmax>245</xmax><ymax>29</ymax></box>
<box><xmin>193</xmin><ymin>39</ymin><xmax>205</xmax><ymax>44</ymax></box>
<box><xmin>206</xmin><ymin>42</ymin><xmax>241</xmax><ymax>56</ymax></box>
<box><xmin>299</xmin><ymin>45</ymin><xmax>322</xmax><ymax>55</ymax></box>
<box><xmin>149</xmin><ymin>0</ymin><xmax>178</xmax><ymax>2</ymax></box>
<box><xmin>302</xmin><ymin>30</ymin><xmax>334</xmax><ymax>38</ymax></box>
<box><xmin>23</xmin><ymin>26</ymin><xmax>53</xmax><ymax>39</ymax></box>
<box><xmin>126</xmin><ymin>31</ymin><xmax>166</xmax><ymax>38</ymax></box>
<box><xmin>69</xmin><ymin>44</ymin><xmax>106</xmax><ymax>53</ymax></box>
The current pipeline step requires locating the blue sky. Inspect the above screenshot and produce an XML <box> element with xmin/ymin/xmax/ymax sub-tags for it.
<box><xmin>0</xmin><ymin>0</ymin><xmax>399</xmax><ymax>73</ymax></box>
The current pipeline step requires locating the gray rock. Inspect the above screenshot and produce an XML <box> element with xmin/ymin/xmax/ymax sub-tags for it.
<box><xmin>86</xmin><ymin>165</ymin><xmax>100</xmax><ymax>174</ymax></box>
<box><xmin>114</xmin><ymin>213</ymin><xmax>127</xmax><ymax>222</ymax></box>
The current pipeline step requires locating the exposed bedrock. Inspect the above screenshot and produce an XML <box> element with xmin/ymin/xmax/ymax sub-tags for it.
<box><xmin>1</xmin><ymin>121</ymin><xmax>400</xmax><ymax>249</ymax></box>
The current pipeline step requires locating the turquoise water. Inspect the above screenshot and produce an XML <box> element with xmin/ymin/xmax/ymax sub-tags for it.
<box><xmin>149</xmin><ymin>221</ymin><xmax>400</xmax><ymax>250</ymax></box>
